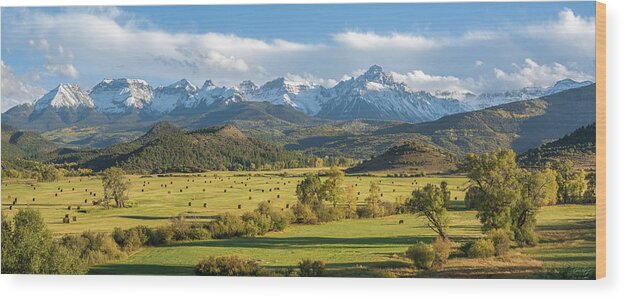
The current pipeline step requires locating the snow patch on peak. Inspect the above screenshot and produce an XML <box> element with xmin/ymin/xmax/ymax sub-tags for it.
<box><xmin>236</xmin><ymin>80</ymin><xmax>258</xmax><ymax>94</ymax></box>
<box><xmin>90</xmin><ymin>78</ymin><xmax>153</xmax><ymax>113</ymax></box>
<box><xmin>168</xmin><ymin>79</ymin><xmax>198</xmax><ymax>93</ymax></box>
<box><xmin>360</xmin><ymin>65</ymin><xmax>393</xmax><ymax>84</ymax></box>
<box><xmin>243</xmin><ymin>77</ymin><xmax>325</xmax><ymax>114</ymax></box>
<box><xmin>34</xmin><ymin>83</ymin><xmax>94</xmax><ymax>111</ymax></box>
<box><xmin>201</xmin><ymin>80</ymin><xmax>216</xmax><ymax>90</ymax></box>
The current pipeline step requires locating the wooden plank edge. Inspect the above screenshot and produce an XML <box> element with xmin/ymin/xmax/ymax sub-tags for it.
<box><xmin>595</xmin><ymin>0</ymin><xmax>606</xmax><ymax>280</ymax></box>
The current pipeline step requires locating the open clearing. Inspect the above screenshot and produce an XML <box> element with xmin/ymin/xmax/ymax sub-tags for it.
<box><xmin>88</xmin><ymin>204</ymin><xmax>595</xmax><ymax>278</ymax></box>
<box><xmin>1</xmin><ymin>169</ymin><xmax>468</xmax><ymax>235</ymax></box>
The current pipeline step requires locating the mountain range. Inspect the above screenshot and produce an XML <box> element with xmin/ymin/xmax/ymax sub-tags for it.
<box><xmin>288</xmin><ymin>84</ymin><xmax>597</xmax><ymax>158</ymax></box>
<box><xmin>2</xmin><ymin>65</ymin><xmax>592</xmax><ymax>134</ymax></box>
<box><xmin>1</xmin><ymin>83</ymin><xmax>597</xmax><ymax>174</ymax></box>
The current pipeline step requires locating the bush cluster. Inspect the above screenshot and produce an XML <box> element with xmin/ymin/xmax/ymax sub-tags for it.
<box><xmin>406</xmin><ymin>242</ymin><xmax>435</xmax><ymax>270</ymax></box>
<box><xmin>209</xmin><ymin>203</ymin><xmax>292</xmax><ymax>239</ymax></box>
<box><xmin>466</xmin><ymin>238</ymin><xmax>495</xmax><ymax>258</ymax></box>
<box><xmin>431</xmin><ymin>237</ymin><xmax>452</xmax><ymax>267</ymax></box>
<box><xmin>298</xmin><ymin>259</ymin><xmax>326</xmax><ymax>277</ymax></box>
<box><xmin>241</xmin><ymin>202</ymin><xmax>292</xmax><ymax>235</ymax></box>
<box><xmin>194</xmin><ymin>255</ymin><xmax>265</xmax><ymax>276</ymax></box>
<box><xmin>208</xmin><ymin>213</ymin><xmax>256</xmax><ymax>239</ymax></box>
<box><xmin>60</xmin><ymin>231</ymin><xmax>126</xmax><ymax>265</ymax></box>
<box><xmin>487</xmin><ymin>229</ymin><xmax>512</xmax><ymax>256</ymax></box>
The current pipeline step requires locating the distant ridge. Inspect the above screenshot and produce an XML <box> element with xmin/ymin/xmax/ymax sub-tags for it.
<box><xmin>518</xmin><ymin>123</ymin><xmax>596</xmax><ymax>170</ymax></box>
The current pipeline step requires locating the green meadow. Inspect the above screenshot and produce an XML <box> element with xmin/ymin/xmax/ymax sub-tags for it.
<box><xmin>1</xmin><ymin>169</ymin><xmax>468</xmax><ymax>235</ymax></box>
<box><xmin>1</xmin><ymin>168</ymin><xmax>595</xmax><ymax>278</ymax></box>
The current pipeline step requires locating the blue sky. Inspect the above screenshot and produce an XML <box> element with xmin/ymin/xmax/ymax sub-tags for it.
<box><xmin>1</xmin><ymin>2</ymin><xmax>596</xmax><ymax>111</ymax></box>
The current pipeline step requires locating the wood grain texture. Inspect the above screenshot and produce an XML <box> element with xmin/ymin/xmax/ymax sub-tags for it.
<box><xmin>595</xmin><ymin>0</ymin><xmax>606</xmax><ymax>280</ymax></box>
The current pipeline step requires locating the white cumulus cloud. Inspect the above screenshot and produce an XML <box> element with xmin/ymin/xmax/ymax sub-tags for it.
<box><xmin>391</xmin><ymin>70</ymin><xmax>475</xmax><ymax>94</ymax></box>
<box><xmin>333</xmin><ymin>31</ymin><xmax>440</xmax><ymax>51</ymax></box>
<box><xmin>524</xmin><ymin>8</ymin><xmax>595</xmax><ymax>56</ymax></box>
<box><xmin>493</xmin><ymin>58</ymin><xmax>593</xmax><ymax>89</ymax></box>
<box><xmin>44</xmin><ymin>61</ymin><xmax>80</xmax><ymax>79</ymax></box>
<box><xmin>1</xmin><ymin>61</ymin><xmax>46</xmax><ymax>112</ymax></box>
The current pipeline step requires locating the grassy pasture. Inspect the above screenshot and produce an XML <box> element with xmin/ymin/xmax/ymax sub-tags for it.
<box><xmin>1</xmin><ymin>168</ymin><xmax>595</xmax><ymax>278</ymax></box>
<box><xmin>1</xmin><ymin>168</ymin><xmax>468</xmax><ymax>235</ymax></box>
<box><xmin>89</xmin><ymin>204</ymin><xmax>595</xmax><ymax>278</ymax></box>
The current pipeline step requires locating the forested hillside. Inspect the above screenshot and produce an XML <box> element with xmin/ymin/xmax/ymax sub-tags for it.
<box><xmin>49</xmin><ymin>122</ymin><xmax>317</xmax><ymax>173</ymax></box>
<box><xmin>518</xmin><ymin>123</ymin><xmax>596</xmax><ymax>170</ymax></box>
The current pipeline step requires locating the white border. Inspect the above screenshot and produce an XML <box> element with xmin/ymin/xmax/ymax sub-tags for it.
<box><xmin>1</xmin><ymin>1</ymin><xmax>623</xmax><ymax>298</ymax></box>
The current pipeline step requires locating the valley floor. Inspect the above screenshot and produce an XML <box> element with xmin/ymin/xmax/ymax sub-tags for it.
<box><xmin>89</xmin><ymin>205</ymin><xmax>595</xmax><ymax>278</ymax></box>
<box><xmin>1</xmin><ymin>169</ymin><xmax>595</xmax><ymax>278</ymax></box>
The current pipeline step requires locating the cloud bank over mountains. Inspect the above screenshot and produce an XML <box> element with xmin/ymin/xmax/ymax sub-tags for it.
<box><xmin>1</xmin><ymin>5</ymin><xmax>595</xmax><ymax>111</ymax></box>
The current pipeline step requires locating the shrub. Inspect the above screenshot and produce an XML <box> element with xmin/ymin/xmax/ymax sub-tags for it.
<box><xmin>406</xmin><ymin>242</ymin><xmax>435</xmax><ymax>270</ymax></box>
<box><xmin>242</xmin><ymin>202</ymin><xmax>293</xmax><ymax>235</ymax></box>
<box><xmin>514</xmin><ymin>226</ymin><xmax>538</xmax><ymax>247</ymax></box>
<box><xmin>467</xmin><ymin>238</ymin><xmax>495</xmax><ymax>258</ymax></box>
<box><xmin>487</xmin><ymin>229</ymin><xmax>511</xmax><ymax>256</ymax></box>
<box><xmin>356</xmin><ymin>204</ymin><xmax>386</xmax><ymax>219</ymax></box>
<box><xmin>187</xmin><ymin>227</ymin><xmax>211</xmax><ymax>240</ymax></box>
<box><xmin>194</xmin><ymin>255</ymin><xmax>264</xmax><ymax>276</ymax></box>
<box><xmin>431</xmin><ymin>237</ymin><xmax>452</xmax><ymax>267</ymax></box>
<box><xmin>242</xmin><ymin>211</ymin><xmax>273</xmax><ymax>235</ymax></box>
<box><xmin>112</xmin><ymin>227</ymin><xmax>149</xmax><ymax>251</ymax></box>
<box><xmin>292</xmin><ymin>203</ymin><xmax>318</xmax><ymax>224</ymax></box>
<box><xmin>379</xmin><ymin>201</ymin><xmax>399</xmax><ymax>216</ymax></box>
<box><xmin>61</xmin><ymin>231</ymin><xmax>125</xmax><ymax>265</ymax></box>
<box><xmin>148</xmin><ymin>226</ymin><xmax>174</xmax><ymax>245</ymax></box>
<box><xmin>298</xmin><ymin>259</ymin><xmax>326</xmax><ymax>277</ymax></box>
<box><xmin>209</xmin><ymin>213</ymin><xmax>256</xmax><ymax>239</ymax></box>
<box><xmin>316</xmin><ymin>205</ymin><xmax>345</xmax><ymax>222</ymax></box>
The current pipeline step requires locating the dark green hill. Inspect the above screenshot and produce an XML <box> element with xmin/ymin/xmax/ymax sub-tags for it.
<box><xmin>518</xmin><ymin>123</ymin><xmax>596</xmax><ymax>170</ymax></box>
<box><xmin>1</xmin><ymin>125</ymin><xmax>58</xmax><ymax>161</ymax></box>
<box><xmin>50</xmin><ymin>122</ymin><xmax>313</xmax><ymax>173</ymax></box>
<box><xmin>346</xmin><ymin>142</ymin><xmax>458</xmax><ymax>174</ymax></box>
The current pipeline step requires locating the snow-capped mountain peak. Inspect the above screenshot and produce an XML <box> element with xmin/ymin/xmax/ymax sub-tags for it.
<box><xmin>201</xmin><ymin>80</ymin><xmax>216</xmax><ymax>89</ymax></box>
<box><xmin>151</xmin><ymin>79</ymin><xmax>199</xmax><ymax>113</ymax></box>
<box><xmin>316</xmin><ymin>65</ymin><xmax>465</xmax><ymax>122</ymax></box>
<box><xmin>168</xmin><ymin>79</ymin><xmax>198</xmax><ymax>93</ymax></box>
<box><xmin>194</xmin><ymin>80</ymin><xmax>246</xmax><ymax>107</ymax></box>
<box><xmin>236</xmin><ymin>80</ymin><xmax>258</xmax><ymax>94</ymax></box>
<box><xmin>243</xmin><ymin>76</ymin><xmax>324</xmax><ymax>114</ymax></box>
<box><xmin>359</xmin><ymin>64</ymin><xmax>394</xmax><ymax>85</ymax></box>
<box><xmin>464</xmin><ymin>78</ymin><xmax>594</xmax><ymax>110</ymax></box>
<box><xmin>90</xmin><ymin>78</ymin><xmax>153</xmax><ymax>114</ymax></box>
<box><xmin>34</xmin><ymin>83</ymin><xmax>94</xmax><ymax>111</ymax></box>
<box><xmin>548</xmin><ymin>79</ymin><xmax>593</xmax><ymax>95</ymax></box>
